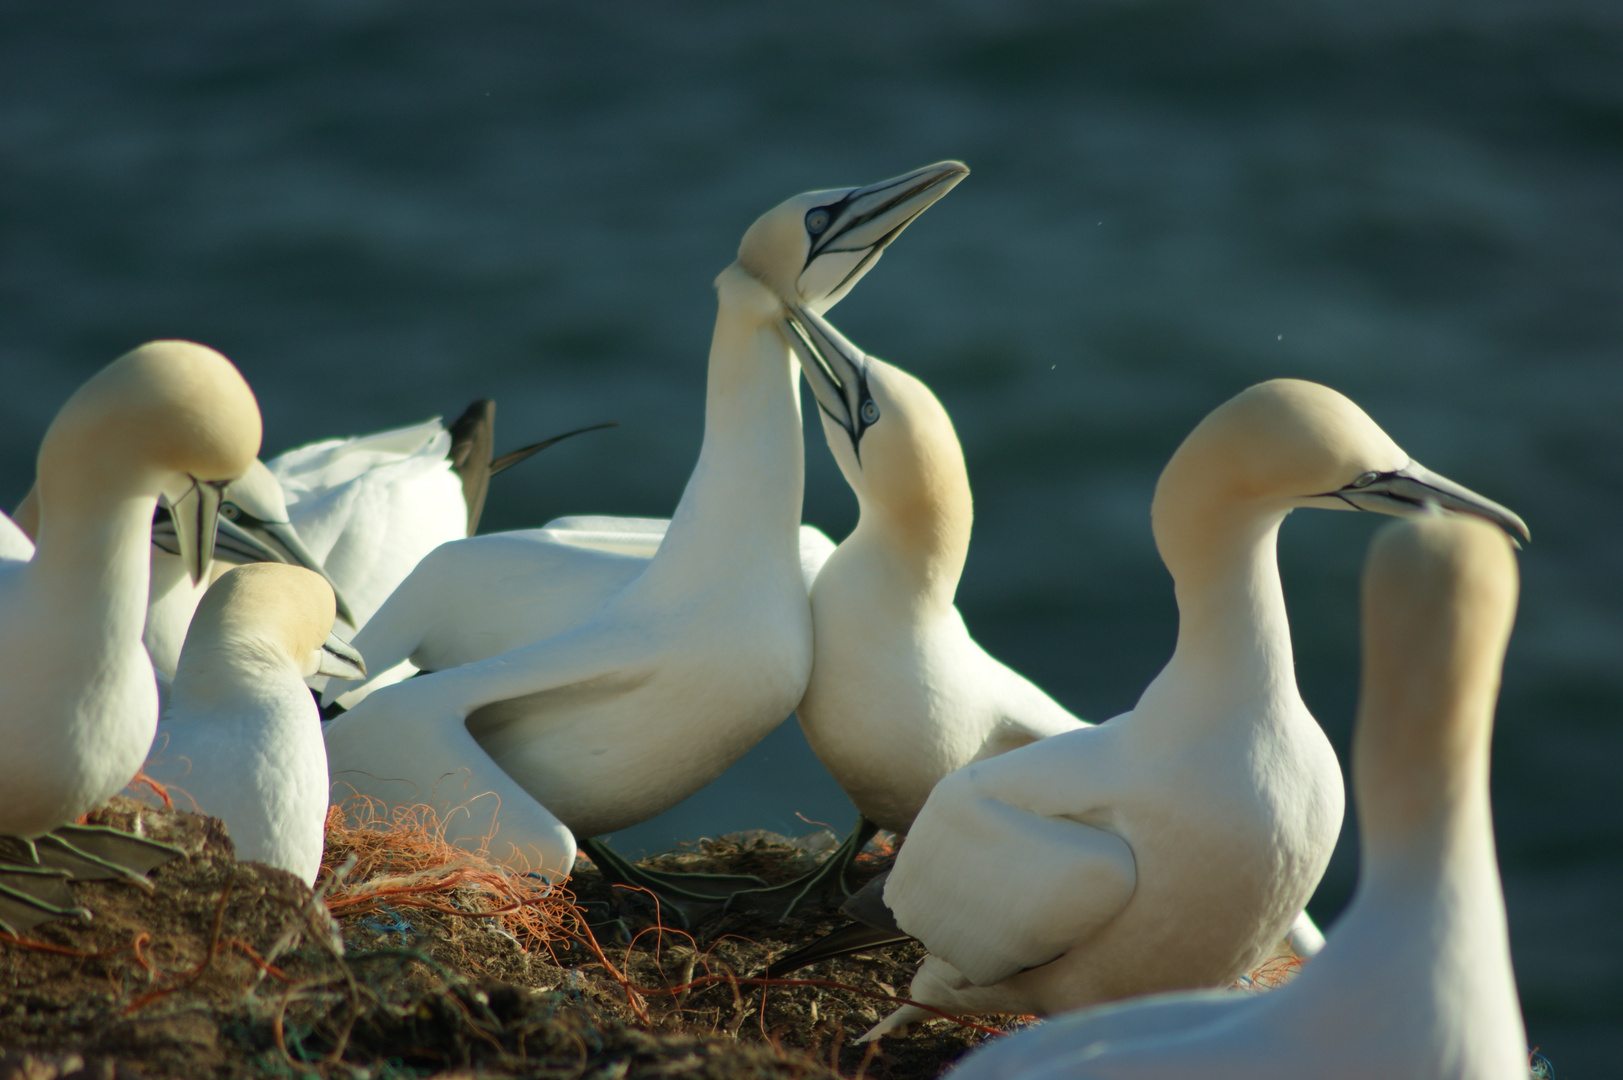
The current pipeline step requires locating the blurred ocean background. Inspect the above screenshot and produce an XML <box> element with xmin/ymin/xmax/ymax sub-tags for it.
<box><xmin>1</xmin><ymin>0</ymin><xmax>1618</xmax><ymax>1067</ymax></box>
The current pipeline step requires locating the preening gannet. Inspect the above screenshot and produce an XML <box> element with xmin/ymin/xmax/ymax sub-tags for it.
<box><xmin>774</xmin><ymin>378</ymin><xmax>1528</xmax><ymax>1037</ymax></box>
<box><xmin>947</xmin><ymin>516</ymin><xmax>1528</xmax><ymax>1080</ymax></box>
<box><xmin>323</xmin><ymin>162</ymin><xmax>970</xmax><ymax>883</ymax></box>
<box><xmin>737</xmin><ymin>307</ymin><xmax>1085</xmax><ymax>915</ymax></box>
<box><xmin>149</xmin><ymin>564</ymin><xmax>366</xmax><ymax>886</ymax></box>
<box><xmin>0</xmin><ymin>341</ymin><xmax>260</xmax><ymax>929</ymax></box>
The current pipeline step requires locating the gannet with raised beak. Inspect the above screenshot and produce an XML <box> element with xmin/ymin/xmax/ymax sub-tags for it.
<box><xmin>150</xmin><ymin>563</ymin><xmax>366</xmax><ymax>886</ymax></box>
<box><xmin>773</xmin><ymin>379</ymin><xmax>1527</xmax><ymax>1036</ymax></box>
<box><xmin>0</xmin><ymin>341</ymin><xmax>260</xmax><ymax>931</ymax></box>
<box><xmin>322</xmin><ymin>163</ymin><xmax>970</xmax><ymax>883</ymax></box>
<box><xmin>947</xmin><ymin>516</ymin><xmax>1528</xmax><ymax>1080</ymax></box>
<box><xmin>731</xmin><ymin>307</ymin><xmax>1085</xmax><ymax>915</ymax></box>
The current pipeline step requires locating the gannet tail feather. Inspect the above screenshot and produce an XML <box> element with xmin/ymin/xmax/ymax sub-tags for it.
<box><xmin>764</xmin><ymin>921</ymin><xmax>911</xmax><ymax>979</ymax></box>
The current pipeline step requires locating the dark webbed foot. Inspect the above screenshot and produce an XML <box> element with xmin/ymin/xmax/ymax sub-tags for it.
<box><xmin>722</xmin><ymin>815</ymin><xmax>882</xmax><ymax>922</ymax></box>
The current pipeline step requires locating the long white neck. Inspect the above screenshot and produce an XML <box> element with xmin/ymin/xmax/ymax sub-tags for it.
<box><xmin>1140</xmin><ymin>497</ymin><xmax>1300</xmax><ymax>737</ymax></box>
<box><xmin>32</xmin><ymin>475</ymin><xmax>159</xmax><ymax>661</ymax></box>
<box><xmin>647</xmin><ymin>265</ymin><xmax>804</xmax><ymax>582</ymax></box>
<box><xmin>1328</xmin><ymin>558</ymin><xmax>1526</xmax><ymax>1076</ymax></box>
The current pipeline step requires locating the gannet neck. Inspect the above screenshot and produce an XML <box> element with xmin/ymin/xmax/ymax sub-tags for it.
<box><xmin>1352</xmin><ymin>517</ymin><xmax>1516</xmax><ymax>886</ymax></box>
<box><xmin>31</xmin><ymin>493</ymin><xmax>157</xmax><ymax>646</ymax></box>
<box><xmin>830</xmin><ymin>359</ymin><xmax>972</xmax><ymax>608</ymax></box>
<box><xmin>652</xmin><ymin>266</ymin><xmax>804</xmax><ymax>572</ymax></box>
<box><xmin>1150</xmin><ymin>495</ymin><xmax>1297</xmax><ymax>718</ymax></box>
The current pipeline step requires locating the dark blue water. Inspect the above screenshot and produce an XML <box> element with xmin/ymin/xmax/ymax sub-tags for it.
<box><xmin>3</xmin><ymin>2</ymin><xmax>1619</xmax><ymax>1066</ymax></box>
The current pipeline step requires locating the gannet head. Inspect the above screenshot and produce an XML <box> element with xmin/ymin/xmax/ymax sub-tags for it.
<box><xmin>785</xmin><ymin>303</ymin><xmax>968</xmax><ymax>497</ymax></box>
<box><xmin>153</xmin><ymin>460</ymin><xmax>358</xmax><ymax>625</ymax></box>
<box><xmin>784</xmin><ymin>305</ymin><xmax>973</xmax><ymax>588</ymax></box>
<box><xmin>1156</xmin><ymin>379</ymin><xmax>1529</xmax><ymax>544</ymax></box>
<box><xmin>736</xmin><ymin>161</ymin><xmax>969</xmax><ymax>313</ymax></box>
<box><xmin>37</xmin><ymin>340</ymin><xmax>263</xmax><ymax>585</ymax></box>
<box><xmin>182</xmin><ymin>563</ymin><xmax>367</xmax><ymax>682</ymax></box>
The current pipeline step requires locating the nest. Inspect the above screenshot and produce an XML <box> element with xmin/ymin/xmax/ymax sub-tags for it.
<box><xmin>0</xmin><ymin>796</ymin><xmax>1307</xmax><ymax>1079</ymax></box>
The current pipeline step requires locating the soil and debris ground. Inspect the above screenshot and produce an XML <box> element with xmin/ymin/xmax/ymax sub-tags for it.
<box><xmin>0</xmin><ymin>798</ymin><xmax>1038</xmax><ymax>1079</ymax></box>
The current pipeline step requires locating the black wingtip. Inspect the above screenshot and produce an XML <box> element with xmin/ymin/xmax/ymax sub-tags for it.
<box><xmin>488</xmin><ymin>421</ymin><xmax>619</xmax><ymax>477</ymax></box>
<box><xmin>447</xmin><ymin>400</ymin><xmax>498</xmax><ymax>536</ymax></box>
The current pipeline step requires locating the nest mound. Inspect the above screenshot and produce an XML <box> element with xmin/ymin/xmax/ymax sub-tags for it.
<box><xmin>0</xmin><ymin>800</ymin><xmax>1026</xmax><ymax>1079</ymax></box>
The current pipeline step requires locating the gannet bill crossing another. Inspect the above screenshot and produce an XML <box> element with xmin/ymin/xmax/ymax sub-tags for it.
<box><xmin>144</xmin><ymin>459</ymin><xmax>358</xmax><ymax>685</ymax></box>
<box><xmin>769</xmin><ymin>378</ymin><xmax>1526</xmax><ymax>1037</ymax></box>
<box><xmin>322</xmin><ymin>162</ymin><xmax>969</xmax><ymax>908</ymax></box>
<box><xmin>729</xmin><ymin>305</ymin><xmax>1086</xmax><ymax>918</ymax></box>
<box><xmin>0</xmin><ymin>341</ymin><xmax>262</xmax><ymax>930</ymax></box>
<box><xmin>149</xmin><ymin>564</ymin><xmax>366</xmax><ymax>887</ymax></box>
<box><xmin>946</xmin><ymin>516</ymin><xmax>1529</xmax><ymax>1080</ymax></box>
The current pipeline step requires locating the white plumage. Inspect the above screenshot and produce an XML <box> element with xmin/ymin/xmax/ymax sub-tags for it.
<box><xmin>0</xmin><ymin>341</ymin><xmax>261</xmax><ymax>840</ymax></box>
<box><xmin>150</xmin><ymin>563</ymin><xmax>366</xmax><ymax>886</ymax></box>
<box><xmin>946</xmin><ymin>516</ymin><xmax>1528</xmax><ymax>1080</ymax></box>
<box><xmin>864</xmin><ymin>379</ymin><xmax>1528</xmax><ymax>1037</ymax></box>
<box><xmin>322</xmin><ymin>163</ymin><xmax>969</xmax><ymax>877</ymax></box>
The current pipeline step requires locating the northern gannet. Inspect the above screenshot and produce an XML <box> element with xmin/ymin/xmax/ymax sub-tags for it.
<box><xmin>946</xmin><ymin>516</ymin><xmax>1528</xmax><ymax>1080</ymax></box>
<box><xmin>149</xmin><ymin>564</ymin><xmax>366</xmax><ymax>886</ymax></box>
<box><xmin>770</xmin><ymin>379</ymin><xmax>1528</xmax><ymax>1037</ymax></box>
<box><xmin>732</xmin><ymin>307</ymin><xmax>1086</xmax><ymax>916</ymax></box>
<box><xmin>0</xmin><ymin>341</ymin><xmax>260</xmax><ymax>930</ymax></box>
<box><xmin>322</xmin><ymin>163</ymin><xmax>970</xmax><ymax>885</ymax></box>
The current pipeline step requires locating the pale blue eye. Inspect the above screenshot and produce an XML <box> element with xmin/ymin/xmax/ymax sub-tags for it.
<box><xmin>1350</xmin><ymin>471</ymin><xmax>1380</xmax><ymax>488</ymax></box>
<box><xmin>805</xmin><ymin>209</ymin><xmax>831</xmax><ymax>236</ymax></box>
<box><xmin>860</xmin><ymin>399</ymin><xmax>879</xmax><ymax>425</ymax></box>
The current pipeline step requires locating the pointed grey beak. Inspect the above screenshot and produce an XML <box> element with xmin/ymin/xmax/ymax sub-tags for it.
<box><xmin>315</xmin><ymin>631</ymin><xmax>367</xmax><ymax>681</ymax></box>
<box><xmin>216</xmin><ymin>517</ymin><xmax>359</xmax><ymax>627</ymax></box>
<box><xmin>782</xmin><ymin>305</ymin><xmax>880</xmax><ymax>461</ymax></box>
<box><xmin>798</xmin><ymin>160</ymin><xmax>969</xmax><ymax>308</ymax></box>
<box><xmin>1329</xmin><ymin>462</ymin><xmax>1530</xmax><ymax>545</ymax></box>
<box><xmin>161</xmin><ymin>477</ymin><xmax>226</xmax><ymax>585</ymax></box>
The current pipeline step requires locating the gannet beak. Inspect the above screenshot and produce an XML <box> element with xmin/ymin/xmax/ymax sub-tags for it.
<box><xmin>1327</xmin><ymin>463</ymin><xmax>1530</xmax><ymax>545</ymax></box>
<box><xmin>782</xmin><ymin>305</ymin><xmax>879</xmax><ymax>461</ymax></box>
<box><xmin>798</xmin><ymin>160</ymin><xmax>969</xmax><ymax>309</ymax></box>
<box><xmin>160</xmin><ymin>477</ymin><xmax>227</xmax><ymax>585</ymax></box>
<box><xmin>218</xmin><ymin>516</ymin><xmax>360</xmax><ymax>627</ymax></box>
<box><xmin>313</xmin><ymin>630</ymin><xmax>367</xmax><ymax>681</ymax></box>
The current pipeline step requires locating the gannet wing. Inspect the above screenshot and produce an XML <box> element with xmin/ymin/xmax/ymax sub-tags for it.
<box><xmin>541</xmin><ymin>517</ymin><xmax>836</xmax><ymax>591</ymax></box>
<box><xmin>948</xmin><ymin>991</ymin><xmax>1244</xmax><ymax>1080</ymax></box>
<box><xmin>323</xmin><ymin>625</ymin><xmax>642</xmax><ymax>876</ymax></box>
<box><xmin>884</xmin><ymin>734</ymin><xmax>1135</xmax><ymax>986</ymax></box>
<box><xmin>324</xmin><ymin>531</ymin><xmax>651</xmax><ymax>705</ymax></box>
